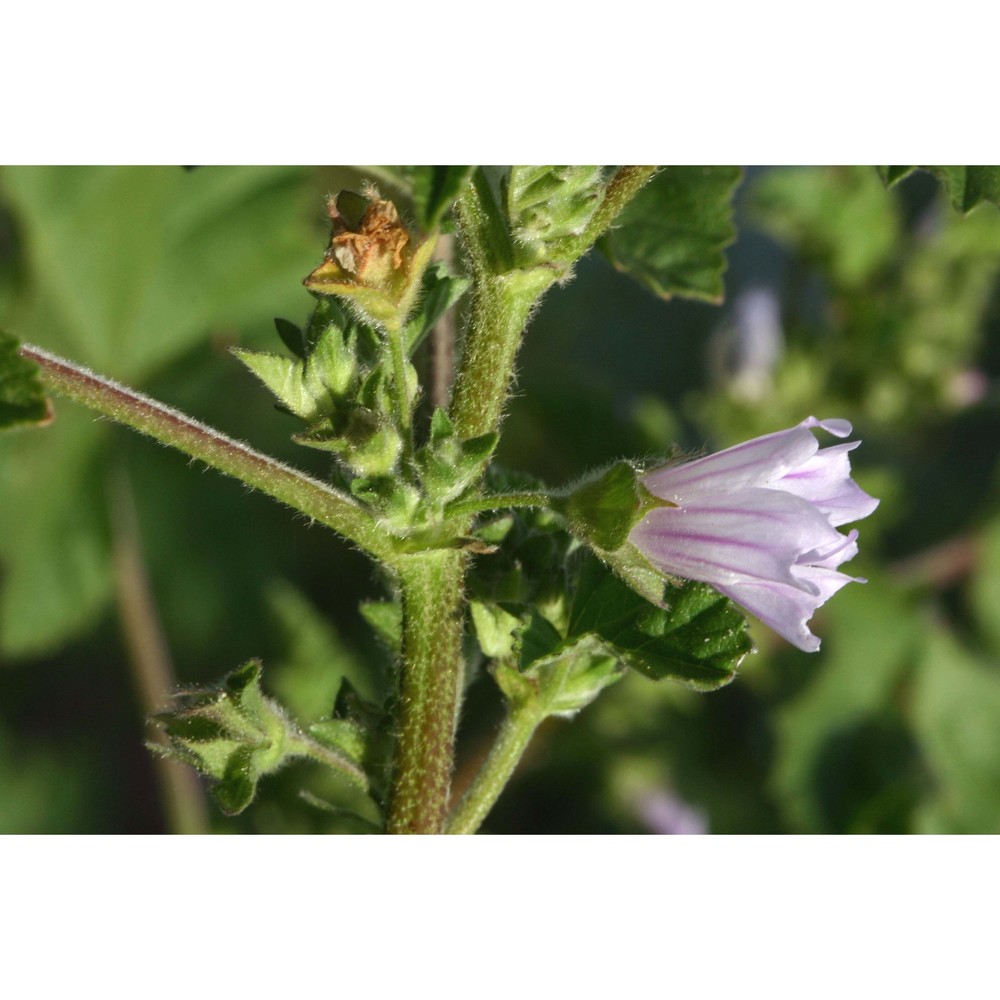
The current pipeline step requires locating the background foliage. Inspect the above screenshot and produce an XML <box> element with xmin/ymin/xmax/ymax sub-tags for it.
<box><xmin>2</xmin><ymin>165</ymin><xmax>999</xmax><ymax>833</ymax></box>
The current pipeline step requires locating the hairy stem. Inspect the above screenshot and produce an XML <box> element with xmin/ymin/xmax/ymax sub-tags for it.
<box><xmin>285</xmin><ymin>734</ymin><xmax>370</xmax><ymax>791</ymax></box>
<box><xmin>448</xmin><ymin>269</ymin><xmax>554</xmax><ymax>442</ymax></box>
<box><xmin>446</xmin><ymin>701</ymin><xmax>543</xmax><ymax>834</ymax></box>
<box><xmin>23</xmin><ymin>344</ymin><xmax>389</xmax><ymax>559</ymax></box>
<box><xmin>386</xmin><ymin>549</ymin><xmax>467</xmax><ymax>834</ymax></box>
<box><xmin>385</xmin><ymin>318</ymin><xmax>414</xmax><ymax>461</ymax></box>
<box><xmin>578</xmin><ymin>165</ymin><xmax>658</xmax><ymax>249</ymax></box>
<box><xmin>445</xmin><ymin>490</ymin><xmax>551</xmax><ymax>519</ymax></box>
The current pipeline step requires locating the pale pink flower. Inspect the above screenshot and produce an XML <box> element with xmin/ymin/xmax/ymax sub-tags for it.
<box><xmin>629</xmin><ymin>417</ymin><xmax>879</xmax><ymax>652</ymax></box>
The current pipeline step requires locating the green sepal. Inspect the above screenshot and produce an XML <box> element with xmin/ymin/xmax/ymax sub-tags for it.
<box><xmin>233</xmin><ymin>349</ymin><xmax>320</xmax><ymax>422</ymax></box>
<box><xmin>553</xmin><ymin>461</ymin><xmax>645</xmax><ymax>552</ymax></box>
<box><xmin>430</xmin><ymin>406</ymin><xmax>455</xmax><ymax>443</ymax></box>
<box><xmin>470</xmin><ymin>600</ymin><xmax>524</xmax><ymax>660</ymax></box>
<box><xmin>233</xmin><ymin>321</ymin><xmax>357</xmax><ymax>424</ymax></box>
<box><xmin>0</xmin><ymin>329</ymin><xmax>52</xmax><ymax>431</ymax></box>
<box><xmin>552</xmin><ymin>461</ymin><xmax>680</xmax><ymax>605</ymax></box>
<box><xmin>214</xmin><ymin>746</ymin><xmax>257</xmax><ymax>815</ymax></box>
<box><xmin>305</xmin><ymin>230</ymin><xmax>439</xmax><ymax>332</ymax></box>
<box><xmin>407</xmin><ymin>166</ymin><xmax>476</xmax><ymax>231</ymax></box>
<box><xmin>599</xmin><ymin>166</ymin><xmax>742</xmax><ymax>303</ymax></box>
<box><xmin>879</xmin><ymin>165</ymin><xmax>1000</xmax><ymax>214</ymax></box>
<box><xmin>416</xmin><ymin>411</ymin><xmax>499</xmax><ymax>507</ymax></box>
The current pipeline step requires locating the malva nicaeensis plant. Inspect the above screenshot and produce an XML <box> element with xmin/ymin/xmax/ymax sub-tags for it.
<box><xmin>0</xmin><ymin>167</ymin><xmax>878</xmax><ymax>834</ymax></box>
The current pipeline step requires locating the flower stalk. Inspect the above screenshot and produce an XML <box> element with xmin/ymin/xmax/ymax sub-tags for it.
<box><xmin>446</xmin><ymin>699</ymin><xmax>543</xmax><ymax>834</ymax></box>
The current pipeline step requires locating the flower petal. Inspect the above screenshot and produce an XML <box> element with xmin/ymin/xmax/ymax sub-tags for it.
<box><xmin>715</xmin><ymin>565</ymin><xmax>859</xmax><ymax>652</ymax></box>
<box><xmin>775</xmin><ymin>442</ymin><xmax>880</xmax><ymax>526</ymax></box>
<box><xmin>629</xmin><ymin>488</ymin><xmax>847</xmax><ymax>592</ymax></box>
<box><xmin>641</xmin><ymin>416</ymin><xmax>852</xmax><ymax>504</ymax></box>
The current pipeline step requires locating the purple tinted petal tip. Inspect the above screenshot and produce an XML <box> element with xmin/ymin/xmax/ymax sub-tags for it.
<box><xmin>802</xmin><ymin>416</ymin><xmax>853</xmax><ymax>438</ymax></box>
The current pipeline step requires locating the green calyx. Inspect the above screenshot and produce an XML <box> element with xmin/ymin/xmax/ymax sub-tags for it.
<box><xmin>551</xmin><ymin>461</ymin><xmax>678</xmax><ymax>607</ymax></box>
<box><xmin>553</xmin><ymin>460</ymin><xmax>673</xmax><ymax>552</ymax></box>
<box><xmin>150</xmin><ymin>659</ymin><xmax>366</xmax><ymax>815</ymax></box>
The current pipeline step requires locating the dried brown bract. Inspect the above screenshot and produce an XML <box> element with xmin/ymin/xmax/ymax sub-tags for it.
<box><xmin>325</xmin><ymin>187</ymin><xmax>411</xmax><ymax>284</ymax></box>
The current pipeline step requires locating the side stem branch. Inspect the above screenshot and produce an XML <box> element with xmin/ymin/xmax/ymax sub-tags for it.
<box><xmin>22</xmin><ymin>344</ymin><xmax>388</xmax><ymax>558</ymax></box>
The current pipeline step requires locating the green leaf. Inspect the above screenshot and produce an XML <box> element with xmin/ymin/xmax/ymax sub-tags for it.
<box><xmin>771</xmin><ymin>579</ymin><xmax>919</xmax><ymax>832</ymax></box>
<box><xmin>750</xmin><ymin>166</ymin><xmax>899</xmax><ymax>289</ymax></box>
<box><xmin>0</xmin><ymin>410</ymin><xmax>110</xmax><ymax>657</ymax></box>
<box><xmin>0</xmin><ymin>165</ymin><xmax>319</xmax><ymax>656</ymax></box>
<box><xmin>600</xmin><ymin>166</ymin><xmax>742</xmax><ymax>303</ymax></box>
<box><xmin>970</xmin><ymin>514</ymin><xmax>1000</xmax><ymax>654</ymax></box>
<box><xmin>2</xmin><ymin>166</ymin><xmax>317</xmax><ymax>378</ymax></box>
<box><xmin>360</xmin><ymin>599</ymin><xmax>402</xmax><ymax>653</ymax></box>
<box><xmin>877</xmin><ymin>165</ymin><xmax>916</xmax><ymax>186</ymax></box>
<box><xmin>0</xmin><ymin>330</ymin><xmax>50</xmax><ymax>429</ymax></box>
<box><xmin>567</xmin><ymin>554</ymin><xmax>752</xmax><ymax>690</ymax></box>
<box><xmin>266</xmin><ymin>579</ymin><xmax>378</xmax><ymax>719</ymax></box>
<box><xmin>406</xmin><ymin>166</ymin><xmax>475</xmax><ymax>231</ymax></box>
<box><xmin>880</xmin><ymin>165</ymin><xmax>1000</xmax><ymax>214</ymax></box>
<box><xmin>912</xmin><ymin>625</ymin><xmax>1000</xmax><ymax>833</ymax></box>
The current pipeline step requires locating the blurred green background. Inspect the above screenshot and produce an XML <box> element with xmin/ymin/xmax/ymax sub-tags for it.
<box><xmin>2</xmin><ymin>165</ymin><xmax>999</xmax><ymax>834</ymax></box>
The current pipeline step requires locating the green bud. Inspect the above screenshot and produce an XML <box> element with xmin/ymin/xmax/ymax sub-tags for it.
<box><xmin>470</xmin><ymin>600</ymin><xmax>524</xmax><ymax>660</ymax></box>
<box><xmin>506</xmin><ymin>166</ymin><xmax>606</xmax><ymax>267</ymax></box>
<box><xmin>348</xmin><ymin>423</ymin><xmax>404</xmax><ymax>478</ymax></box>
<box><xmin>417</xmin><ymin>408</ymin><xmax>499</xmax><ymax>507</ymax></box>
<box><xmin>151</xmin><ymin>659</ymin><xmax>367</xmax><ymax>815</ymax></box>
<box><xmin>234</xmin><ymin>321</ymin><xmax>358</xmax><ymax>426</ymax></box>
<box><xmin>151</xmin><ymin>660</ymin><xmax>293</xmax><ymax>815</ymax></box>
<box><xmin>493</xmin><ymin>635</ymin><xmax>625</xmax><ymax>719</ymax></box>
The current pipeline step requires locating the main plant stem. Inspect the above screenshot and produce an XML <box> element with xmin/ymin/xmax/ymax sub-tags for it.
<box><xmin>386</xmin><ymin>550</ymin><xmax>467</xmax><ymax>834</ymax></box>
<box><xmin>387</xmin><ymin>168</ymin><xmax>657</xmax><ymax>833</ymax></box>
